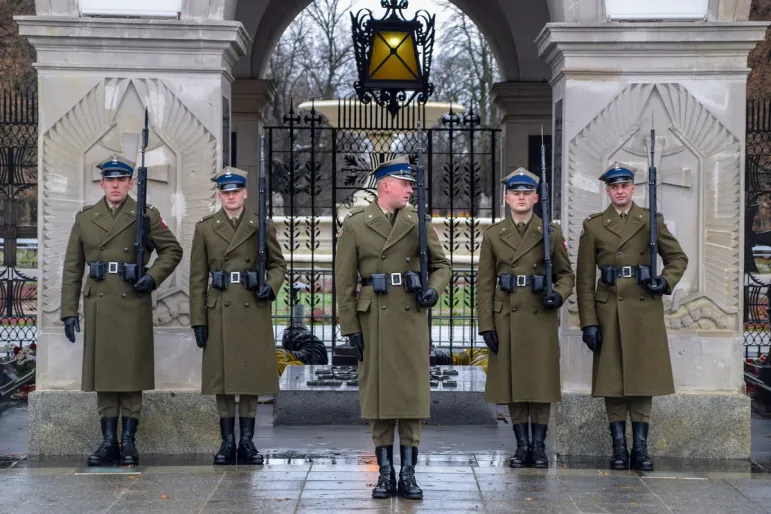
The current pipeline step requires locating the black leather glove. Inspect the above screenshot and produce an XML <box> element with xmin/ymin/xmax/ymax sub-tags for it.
<box><xmin>193</xmin><ymin>325</ymin><xmax>208</xmax><ymax>349</ymax></box>
<box><xmin>416</xmin><ymin>287</ymin><xmax>439</xmax><ymax>308</ymax></box>
<box><xmin>582</xmin><ymin>325</ymin><xmax>602</xmax><ymax>353</ymax></box>
<box><xmin>646</xmin><ymin>276</ymin><xmax>668</xmax><ymax>295</ymax></box>
<box><xmin>133</xmin><ymin>274</ymin><xmax>156</xmax><ymax>294</ymax></box>
<box><xmin>63</xmin><ymin>316</ymin><xmax>80</xmax><ymax>343</ymax></box>
<box><xmin>255</xmin><ymin>284</ymin><xmax>275</xmax><ymax>301</ymax></box>
<box><xmin>349</xmin><ymin>333</ymin><xmax>364</xmax><ymax>361</ymax></box>
<box><xmin>481</xmin><ymin>331</ymin><xmax>499</xmax><ymax>354</ymax></box>
<box><xmin>542</xmin><ymin>291</ymin><xmax>563</xmax><ymax>311</ymax></box>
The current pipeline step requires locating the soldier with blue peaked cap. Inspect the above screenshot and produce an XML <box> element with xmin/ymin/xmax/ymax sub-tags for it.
<box><xmin>576</xmin><ymin>161</ymin><xmax>688</xmax><ymax>472</ymax></box>
<box><xmin>477</xmin><ymin>166</ymin><xmax>574</xmax><ymax>469</ymax></box>
<box><xmin>190</xmin><ymin>164</ymin><xmax>287</xmax><ymax>466</ymax></box>
<box><xmin>335</xmin><ymin>153</ymin><xmax>451</xmax><ymax>500</ymax></box>
<box><xmin>60</xmin><ymin>154</ymin><xmax>183</xmax><ymax>468</ymax></box>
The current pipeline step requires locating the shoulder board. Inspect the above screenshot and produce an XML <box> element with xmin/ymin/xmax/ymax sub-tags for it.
<box><xmin>198</xmin><ymin>213</ymin><xmax>215</xmax><ymax>223</ymax></box>
<box><xmin>585</xmin><ymin>213</ymin><xmax>602</xmax><ymax>221</ymax></box>
<box><xmin>144</xmin><ymin>204</ymin><xmax>158</xmax><ymax>212</ymax></box>
<box><xmin>346</xmin><ymin>207</ymin><xmax>366</xmax><ymax>217</ymax></box>
<box><xmin>548</xmin><ymin>222</ymin><xmax>560</xmax><ymax>233</ymax></box>
<box><xmin>484</xmin><ymin>219</ymin><xmax>504</xmax><ymax>232</ymax></box>
<box><xmin>79</xmin><ymin>204</ymin><xmax>94</xmax><ymax>213</ymax></box>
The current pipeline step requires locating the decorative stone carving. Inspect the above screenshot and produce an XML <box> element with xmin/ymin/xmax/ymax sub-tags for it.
<box><xmin>41</xmin><ymin>78</ymin><xmax>218</xmax><ymax>328</ymax></box>
<box><xmin>565</xmin><ymin>83</ymin><xmax>741</xmax><ymax>331</ymax></box>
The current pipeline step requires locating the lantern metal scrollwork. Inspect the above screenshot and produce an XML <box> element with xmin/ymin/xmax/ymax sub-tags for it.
<box><xmin>350</xmin><ymin>0</ymin><xmax>436</xmax><ymax>117</ymax></box>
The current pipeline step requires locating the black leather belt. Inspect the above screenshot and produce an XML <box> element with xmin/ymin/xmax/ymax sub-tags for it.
<box><xmin>211</xmin><ymin>270</ymin><xmax>259</xmax><ymax>291</ymax></box>
<box><xmin>88</xmin><ymin>261</ymin><xmax>128</xmax><ymax>280</ymax></box>
<box><xmin>361</xmin><ymin>273</ymin><xmax>407</xmax><ymax>287</ymax></box>
<box><xmin>498</xmin><ymin>273</ymin><xmax>545</xmax><ymax>294</ymax></box>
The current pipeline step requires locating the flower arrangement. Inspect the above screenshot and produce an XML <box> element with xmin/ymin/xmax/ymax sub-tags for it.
<box><xmin>4</xmin><ymin>342</ymin><xmax>36</xmax><ymax>376</ymax></box>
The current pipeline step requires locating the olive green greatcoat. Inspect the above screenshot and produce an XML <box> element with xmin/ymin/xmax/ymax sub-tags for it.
<box><xmin>60</xmin><ymin>196</ymin><xmax>183</xmax><ymax>392</ymax></box>
<box><xmin>576</xmin><ymin>202</ymin><xmax>688</xmax><ymax>397</ymax></box>
<box><xmin>477</xmin><ymin>215</ymin><xmax>575</xmax><ymax>404</ymax></box>
<box><xmin>335</xmin><ymin>202</ymin><xmax>452</xmax><ymax>420</ymax></box>
<box><xmin>189</xmin><ymin>209</ymin><xmax>286</xmax><ymax>396</ymax></box>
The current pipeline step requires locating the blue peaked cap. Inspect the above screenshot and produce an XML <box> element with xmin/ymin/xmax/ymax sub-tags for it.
<box><xmin>501</xmin><ymin>167</ymin><xmax>539</xmax><ymax>191</ymax></box>
<box><xmin>599</xmin><ymin>162</ymin><xmax>635</xmax><ymax>184</ymax></box>
<box><xmin>214</xmin><ymin>167</ymin><xmax>247</xmax><ymax>191</ymax></box>
<box><xmin>373</xmin><ymin>156</ymin><xmax>416</xmax><ymax>182</ymax></box>
<box><xmin>97</xmin><ymin>155</ymin><xmax>134</xmax><ymax>177</ymax></box>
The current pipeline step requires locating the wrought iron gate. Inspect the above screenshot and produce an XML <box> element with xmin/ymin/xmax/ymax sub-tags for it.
<box><xmin>266</xmin><ymin>99</ymin><xmax>501</xmax><ymax>356</ymax></box>
<box><xmin>0</xmin><ymin>90</ymin><xmax>38</xmax><ymax>394</ymax></box>
<box><xmin>745</xmin><ymin>99</ymin><xmax>771</xmax><ymax>359</ymax></box>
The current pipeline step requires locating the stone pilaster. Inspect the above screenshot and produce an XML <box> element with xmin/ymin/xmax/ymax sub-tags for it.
<box><xmin>231</xmin><ymin>79</ymin><xmax>275</xmax><ymax>212</ymax></box>
<box><xmin>538</xmin><ymin>21</ymin><xmax>768</xmax><ymax>458</ymax></box>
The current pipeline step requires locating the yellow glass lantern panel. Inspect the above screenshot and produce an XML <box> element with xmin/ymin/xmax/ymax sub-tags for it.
<box><xmin>369</xmin><ymin>30</ymin><xmax>420</xmax><ymax>81</ymax></box>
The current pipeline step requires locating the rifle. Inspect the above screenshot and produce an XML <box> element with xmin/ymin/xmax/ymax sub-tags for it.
<box><xmin>540</xmin><ymin>126</ymin><xmax>553</xmax><ymax>296</ymax></box>
<box><xmin>130</xmin><ymin>108</ymin><xmax>152</xmax><ymax>282</ymax></box>
<box><xmin>416</xmin><ymin>122</ymin><xmax>429</xmax><ymax>295</ymax></box>
<box><xmin>649</xmin><ymin>126</ymin><xmax>658</xmax><ymax>284</ymax></box>
<box><xmin>258</xmin><ymin>134</ymin><xmax>268</xmax><ymax>290</ymax></box>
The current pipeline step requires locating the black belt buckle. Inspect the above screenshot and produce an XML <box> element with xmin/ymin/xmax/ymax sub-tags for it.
<box><xmin>88</xmin><ymin>261</ymin><xmax>106</xmax><ymax>280</ymax></box>
<box><xmin>403</xmin><ymin>271</ymin><xmax>421</xmax><ymax>293</ymax></box>
<box><xmin>499</xmin><ymin>274</ymin><xmax>516</xmax><ymax>293</ymax></box>
<box><xmin>370</xmin><ymin>273</ymin><xmax>388</xmax><ymax>295</ymax></box>
<box><xmin>211</xmin><ymin>271</ymin><xmax>228</xmax><ymax>291</ymax></box>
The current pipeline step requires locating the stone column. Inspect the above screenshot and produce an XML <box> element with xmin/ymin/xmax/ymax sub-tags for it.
<box><xmin>231</xmin><ymin>79</ymin><xmax>275</xmax><ymax>213</ymax></box>
<box><xmin>17</xmin><ymin>14</ymin><xmax>249</xmax><ymax>456</ymax></box>
<box><xmin>537</xmin><ymin>21</ymin><xmax>767</xmax><ymax>458</ymax></box>
<box><xmin>491</xmin><ymin>81</ymin><xmax>555</xmax><ymax>217</ymax></box>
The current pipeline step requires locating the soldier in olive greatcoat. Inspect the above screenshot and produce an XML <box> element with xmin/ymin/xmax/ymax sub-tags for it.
<box><xmin>477</xmin><ymin>168</ymin><xmax>575</xmax><ymax>468</ymax></box>
<box><xmin>335</xmin><ymin>156</ymin><xmax>451</xmax><ymax>500</ymax></box>
<box><xmin>189</xmin><ymin>167</ymin><xmax>286</xmax><ymax>465</ymax></box>
<box><xmin>576</xmin><ymin>163</ymin><xmax>688</xmax><ymax>471</ymax></box>
<box><xmin>60</xmin><ymin>155</ymin><xmax>183</xmax><ymax>467</ymax></box>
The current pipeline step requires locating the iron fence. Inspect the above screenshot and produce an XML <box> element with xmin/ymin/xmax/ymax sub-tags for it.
<box><xmin>265</xmin><ymin>98</ymin><xmax>501</xmax><ymax>356</ymax></box>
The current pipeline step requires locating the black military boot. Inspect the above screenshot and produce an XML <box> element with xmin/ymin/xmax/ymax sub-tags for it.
<box><xmin>509</xmin><ymin>423</ymin><xmax>531</xmax><ymax>468</ymax></box>
<box><xmin>372</xmin><ymin>446</ymin><xmax>397</xmax><ymax>499</ymax></box>
<box><xmin>87</xmin><ymin>417</ymin><xmax>120</xmax><ymax>467</ymax></box>
<box><xmin>630</xmin><ymin>422</ymin><xmax>654</xmax><ymax>471</ymax></box>
<box><xmin>237</xmin><ymin>417</ymin><xmax>264</xmax><ymax>465</ymax></box>
<box><xmin>609</xmin><ymin>421</ymin><xmax>629</xmax><ymax>470</ymax></box>
<box><xmin>530</xmin><ymin>424</ymin><xmax>549</xmax><ymax>468</ymax></box>
<box><xmin>213</xmin><ymin>417</ymin><xmax>236</xmax><ymax>465</ymax></box>
<box><xmin>120</xmin><ymin>417</ymin><xmax>140</xmax><ymax>466</ymax></box>
<box><xmin>398</xmin><ymin>446</ymin><xmax>423</xmax><ymax>500</ymax></box>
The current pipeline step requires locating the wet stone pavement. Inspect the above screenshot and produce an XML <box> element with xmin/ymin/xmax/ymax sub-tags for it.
<box><xmin>1</xmin><ymin>405</ymin><xmax>770</xmax><ymax>513</ymax></box>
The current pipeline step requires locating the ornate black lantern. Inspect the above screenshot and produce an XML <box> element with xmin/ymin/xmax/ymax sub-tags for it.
<box><xmin>351</xmin><ymin>0</ymin><xmax>435</xmax><ymax>118</ymax></box>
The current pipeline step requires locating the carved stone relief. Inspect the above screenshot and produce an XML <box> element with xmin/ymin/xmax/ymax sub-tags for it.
<box><xmin>565</xmin><ymin>83</ymin><xmax>741</xmax><ymax>331</ymax></box>
<box><xmin>41</xmin><ymin>78</ymin><xmax>218</xmax><ymax>328</ymax></box>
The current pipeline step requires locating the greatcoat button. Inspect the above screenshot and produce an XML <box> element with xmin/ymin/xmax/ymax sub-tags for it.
<box><xmin>121</xmin><ymin>293</ymin><xmax>126</xmax><ymax>298</ymax></box>
<box><xmin>381</xmin><ymin>255</ymin><xmax>386</xmax><ymax>260</ymax></box>
<box><xmin>617</xmin><ymin>251</ymin><xmax>622</xmax><ymax>255</ymax></box>
<box><xmin>640</xmin><ymin>297</ymin><xmax>645</xmax><ymax>301</ymax></box>
<box><xmin>100</xmin><ymin>246</ymin><xmax>105</xmax><ymax>251</ymax></box>
<box><xmin>406</xmin><ymin>257</ymin><xmax>411</xmax><ymax>262</ymax></box>
<box><xmin>619</xmin><ymin>297</ymin><xmax>624</xmax><ymax>301</ymax></box>
<box><xmin>511</xmin><ymin>308</ymin><xmax>516</xmax><ymax>312</ymax></box>
<box><xmin>246</xmin><ymin>258</ymin><xmax>250</xmax><ymax>263</ymax></box>
<box><xmin>225</xmin><ymin>302</ymin><xmax>230</xmax><ymax>307</ymax></box>
<box><xmin>405</xmin><ymin>306</ymin><xmax>410</xmax><ymax>311</ymax></box>
<box><xmin>124</xmin><ymin>248</ymin><xmax>128</xmax><ymax>252</ymax></box>
<box><xmin>245</xmin><ymin>303</ymin><xmax>249</xmax><ymax>307</ymax></box>
<box><xmin>225</xmin><ymin>257</ymin><xmax>230</xmax><ymax>262</ymax></box>
<box><xmin>99</xmin><ymin>293</ymin><xmax>104</xmax><ymax>297</ymax></box>
<box><xmin>381</xmin><ymin>305</ymin><xmax>387</xmax><ymax>310</ymax></box>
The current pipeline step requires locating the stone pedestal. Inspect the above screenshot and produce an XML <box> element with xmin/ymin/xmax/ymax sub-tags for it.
<box><xmin>273</xmin><ymin>365</ymin><xmax>496</xmax><ymax>425</ymax></box>
<box><xmin>538</xmin><ymin>21</ymin><xmax>768</xmax><ymax>458</ymax></box>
